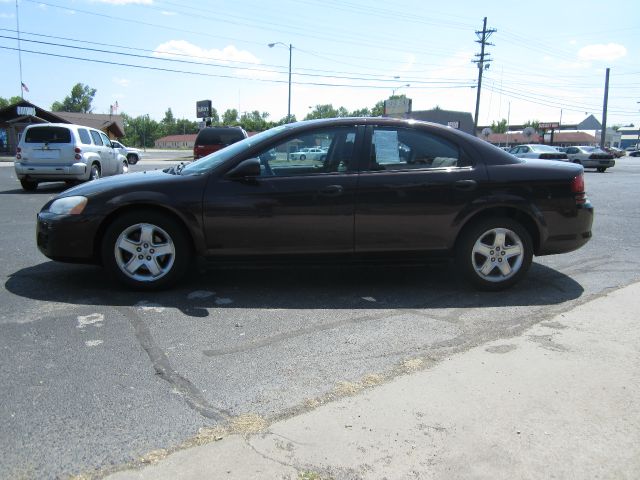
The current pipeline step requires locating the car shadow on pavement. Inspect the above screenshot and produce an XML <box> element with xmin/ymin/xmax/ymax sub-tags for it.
<box><xmin>5</xmin><ymin>260</ymin><xmax>584</xmax><ymax>316</ymax></box>
<box><xmin>0</xmin><ymin>182</ymin><xmax>69</xmax><ymax>195</ymax></box>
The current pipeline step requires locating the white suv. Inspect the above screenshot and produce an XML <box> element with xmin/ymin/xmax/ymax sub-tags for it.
<box><xmin>111</xmin><ymin>140</ymin><xmax>143</xmax><ymax>165</ymax></box>
<box><xmin>15</xmin><ymin>123</ymin><xmax>128</xmax><ymax>191</ymax></box>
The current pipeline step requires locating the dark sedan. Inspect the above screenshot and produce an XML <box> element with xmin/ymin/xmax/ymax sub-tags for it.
<box><xmin>36</xmin><ymin>118</ymin><xmax>593</xmax><ymax>291</ymax></box>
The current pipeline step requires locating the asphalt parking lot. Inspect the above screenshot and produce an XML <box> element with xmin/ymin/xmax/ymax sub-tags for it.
<box><xmin>1</xmin><ymin>155</ymin><xmax>640</xmax><ymax>479</ymax></box>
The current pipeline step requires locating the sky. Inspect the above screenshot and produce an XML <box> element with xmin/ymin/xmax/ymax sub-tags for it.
<box><xmin>0</xmin><ymin>0</ymin><xmax>638</xmax><ymax>128</ymax></box>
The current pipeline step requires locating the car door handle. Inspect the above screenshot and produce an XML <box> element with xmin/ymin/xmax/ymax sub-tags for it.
<box><xmin>454</xmin><ymin>180</ymin><xmax>477</xmax><ymax>191</ymax></box>
<box><xmin>319</xmin><ymin>185</ymin><xmax>344</xmax><ymax>197</ymax></box>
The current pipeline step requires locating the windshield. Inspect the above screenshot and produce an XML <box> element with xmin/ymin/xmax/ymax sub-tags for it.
<box><xmin>181</xmin><ymin>125</ymin><xmax>288</xmax><ymax>175</ymax></box>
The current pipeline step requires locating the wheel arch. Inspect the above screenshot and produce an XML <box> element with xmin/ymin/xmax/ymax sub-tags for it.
<box><xmin>92</xmin><ymin>204</ymin><xmax>201</xmax><ymax>264</ymax></box>
<box><xmin>454</xmin><ymin>206</ymin><xmax>542</xmax><ymax>256</ymax></box>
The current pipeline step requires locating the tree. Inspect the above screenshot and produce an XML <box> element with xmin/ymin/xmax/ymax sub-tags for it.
<box><xmin>524</xmin><ymin>119</ymin><xmax>540</xmax><ymax>130</ymax></box>
<box><xmin>371</xmin><ymin>100</ymin><xmax>385</xmax><ymax>117</ymax></box>
<box><xmin>305</xmin><ymin>104</ymin><xmax>339</xmax><ymax>120</ymax></box>
<box><xmin>0</xmin><ymin>96</ymin><xmax>24</xmax><ymax>109</ymax></box>
<box><xmin>350</xmin><ymin>107</ymin><xmax>372</xmax><ymax>117</ymax></box>
<box><xmin>221</xmin><ymin>109</ymin><xmax>239</xmax><ymax>126</ymax></box>
<box><xmin>490</xmin><ymin>118</ymin><xmax>508</xmax><ymax>134</ymax></box>
<box><xmin>51</xmin><ymin>83</ymin><xmax>97</xmax><ymax>113</ymax></box>
<box><xmin>239</xmin><ymin>110</ymin><xmax>272</xmax><ymax>132</ymax></box>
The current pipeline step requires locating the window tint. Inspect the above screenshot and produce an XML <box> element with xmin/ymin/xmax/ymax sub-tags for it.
<box><xmin>90</xmin><ymin>130</ymin><xmax>103</xmax><ymax>146</ymax></box>
<box><xmin>367</xmin><ymin>128</ymin><xmax>459</xmax><ymax>170</ymax></box>
<box><xmin>25</xmin><ymin>126</ymin><xmax>71</xmax><ymax>143</ymax></box>
<box><xmin>78</xmin><ymin>128</ymin><xmax>92</xmax><ymax>145</ymax></box>
<box><xmin>254</xmin><ymin>127</ymin><xmax>357</xmax><ymax>177</ymax></box>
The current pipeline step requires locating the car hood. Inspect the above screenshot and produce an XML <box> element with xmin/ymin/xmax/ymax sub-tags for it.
<box><xmin>60</xmin><ymin>169</ymin><xmax>174</xmax><ymax>198</ymax></box>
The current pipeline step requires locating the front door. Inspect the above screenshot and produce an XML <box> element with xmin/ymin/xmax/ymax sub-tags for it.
<box><xmin>202</xmin><ymin>126</ymin><xmax>363</xmax><ymax>256</ymax></box>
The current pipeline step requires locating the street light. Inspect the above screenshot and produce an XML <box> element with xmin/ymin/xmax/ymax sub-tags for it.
<box><xmin>269</xmin><ymin>42</ymin><xmax>293</xmax><ymax>123</ymax></box>
<box><xmin>392</xmin><ymin>83</ymin><xmax>410</xmax><ymax>96</ymax></box>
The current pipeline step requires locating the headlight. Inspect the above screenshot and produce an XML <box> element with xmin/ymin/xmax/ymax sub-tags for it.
<box><xmin>49</xmin><ymin>196</ymin><xmax>88</xmax><ymax>215</ymax></box>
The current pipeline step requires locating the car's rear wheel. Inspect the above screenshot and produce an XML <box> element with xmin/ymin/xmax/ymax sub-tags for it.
<box><xmin>456</xmin><ymin>217</ymin><xmax>533</xmax><ymax>291</ymax></box>
<box><xmin>300</xmin><ymin>154</ymin><xmax>306</xmax><ymax>160</ymax></box>
<box><xmin>20</xmin><ymin>179</ymin><xmax>38</xmax><ymax>191</ymax></box>
<box><xmin>89</xmin><ymin>164</ymin><xmax>101</xmax><ymax>181</ymax></box>
<box><xmin>102</xmin><ymin>210</ymin><xmax>191</xmax><ymax>290</ymax></box>
<box><xmin>127</xmin><ymin>154</ymin><xmax>138</xmax><ymax>165</ymax></box>
<box><xmin>597</xmin><ymin>167</ymin><xmax>606</xmax><ymax>173</ymax></box>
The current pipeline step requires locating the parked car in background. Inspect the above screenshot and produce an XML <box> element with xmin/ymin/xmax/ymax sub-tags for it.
<box><xmin>508</xmin><ymin>144</ymin><xmax>568</xmax><ymax>160</ymax></box>
<box><xmin>15</xmin><ymin>123</ymin><xmax>128</xmax><ymax>191</ymax></box>
<box><xmin>35</xmin><ymin>117</ymin><xmax>593</xmax><ymax>292</ymax></box>
<box><xmin>193</xmin><ymin>126</ymin><xmax>248</xmax><ymax>160</ymax></box>
<box><xmin>628</xmin><ymin>150</ymin><xmax>640</xmax><ymax>157</ymax></box>
<box><xmin>564</xmin><ymin>146</ymin><xmax>615</xmax><ymax>172</ymax></box>
<box><xmin>289</xmin><ymin>147</ymin><xmax>328</xmax><ymax>161</ymax></box>
<box><xmin>604</xmin><ymin>146</ymin><xmax>625</xmax><ymax>158</ymax></box>
<box><xmin>111</xmin><ymin>140</ymin><xmax>143</xmax><ymax>165</ymax></box>
<box><xmin>625</xmin><ymin>145</ymin><xmax>638</xmax><ymax>152</ymax></box>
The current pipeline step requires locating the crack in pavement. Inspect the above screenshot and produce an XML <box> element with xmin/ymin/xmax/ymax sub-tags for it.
<box><xmin>115</xmin><ymin>306</ymin><xmax>229</xmax><ymax>422</ymax></box>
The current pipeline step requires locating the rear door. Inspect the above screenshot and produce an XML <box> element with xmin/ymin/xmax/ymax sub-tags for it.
<box><xmin>355</xmin><ymin>125</ymin><xmax>486</xmax><ymax>252</ymax></box>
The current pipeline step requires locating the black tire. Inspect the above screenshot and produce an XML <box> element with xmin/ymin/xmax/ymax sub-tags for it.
<box><xmin>572</xmin><ymin>160</ymin><xmax>582</xmax><ymax>165</ymax></box>
<box><xmin>127</xmin><ymin>154</ymin><xmax>138</xmax><ymax>165</ymax></box>
<box><xmin>101</xmin><ymin>210</ymin><xmax>192</xmax><ymax>290</ymax></box>
<box><xmin>300</xmin><ymin>154</ymin><xmax>306</xmax><ymax>160</ymax></box>
<box><xmin>20</xmin><ymin>179</ymin><xmax>38</xmax><ymax>191</ymax></box>
<box><xmin>456</xmin><ymin>217</ymin><xmax>533</xmax><ymax>291</ymax></box>
<box><xmin>89</xmin><ymin>163</ymin><xmax>101</xmax><ymax>181</ymax></box>
<box><xmin>597</xmin><ymin>167</ymin><xmax>606</xmax><ymax>173</ymax></box>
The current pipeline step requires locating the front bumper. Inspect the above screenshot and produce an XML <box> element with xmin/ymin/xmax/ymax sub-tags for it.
<box><xmin>36</xmin><ymin>211</ymin><xmax>103</xmax><ymax>263</ymax></box>
<box><xmin>16</xmin><ymin>162</ymin><xmax>88</xmax><ymax>181</ymax></box>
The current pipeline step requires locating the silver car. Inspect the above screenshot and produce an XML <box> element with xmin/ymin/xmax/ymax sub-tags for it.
<box><xmin>508</xmin><ymin>144</ymin><xmax>569</xmax><ymax>161</ymax></box>
<box><xmin>564</xmin><ymin>146</ymin><xmax>615</xmax><ymax>173</ymax></box>
<box><xmin>111</xmin><ymin>140</ymin><xmax>143</xmax><ymax>165</ymax></box>
<box><xmin>15</xmin><ymin>123</ymin><xmax>128</xmax><ymax>190</ymax></box>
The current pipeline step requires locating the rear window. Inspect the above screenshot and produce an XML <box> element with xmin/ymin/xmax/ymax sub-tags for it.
<box><xmin>195</xmin><ymin>128</ymin><xmax>246</xmax><ymax>146</ymax></box>
<box><xmin>78</xmin><ymin>128</ymin><xmax>92</xmax><ymax>145</ymax></box>
<box><xmin>25</xmin><ymin>126</ymin><xmax>72</xmax><ymax>143</ymax></box>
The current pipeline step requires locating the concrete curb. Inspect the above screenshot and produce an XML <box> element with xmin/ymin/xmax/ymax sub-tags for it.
<box><xmin>106</xmin><ymin>282</ymin><xmax>640</xmax><ymax>480</ymax></box>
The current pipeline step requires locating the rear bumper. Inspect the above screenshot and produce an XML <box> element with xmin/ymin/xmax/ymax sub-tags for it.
<box><xmin>36</xmin><ymin>211</ymin><xmax>103</xmax><ymax>263</ymax></box>
<box><xmin>582</xmin><ymin>158</ymin><xmax>615</xmax><ymax>168</ymax></box>
<box><xmin>538</xmin><ymin>202</ymin><xmax>594</xmax><ymax>255</ymax></box>
<box><xmin>15</xmin><ymin>162</ymin><xmax>89</xmax><ymax>181</ymax></box>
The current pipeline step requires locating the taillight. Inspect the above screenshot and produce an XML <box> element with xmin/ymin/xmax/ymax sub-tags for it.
<box><xmin>75</xmin><ymin>147</ymin><xmax>82</xmax><ymax>160</ymax></box>
<box><xmin>16</xmin><ymin>147</ymin><xmax>21</xmax><ymax>160</ymax></box>
<box><xmin>571</xmin><ymin>173</ymin><xmax>586</xmax><ymax>205</ymax></box>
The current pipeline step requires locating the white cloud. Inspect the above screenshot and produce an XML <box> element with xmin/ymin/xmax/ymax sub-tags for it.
<box><xmin>113</xmin><ymin>77</ymin><xmax>130</xmax><ymax>87</ymax></box>
<box><xmin>153</xmin><ymin>40</ymin><xmax>276</xmax><ymax>80</ymax></box>
<box><xmin>161</xmin><ymin>10</ymin><xmax>176</xmax><ymax>15</ymax></box>
<box><xmin>578</xmin><ymin>43</ymin><xmax>627</xmax><ymax>61</ymax></box>
<box><xmin>154</xmin><ymin>40</ymin><xmax>261</xmax><ymax>65</ymax></box>
<box><xmin>0</xmin><ymin>13</ymin><xmax>14</xmax><ymax>18</ymax></box>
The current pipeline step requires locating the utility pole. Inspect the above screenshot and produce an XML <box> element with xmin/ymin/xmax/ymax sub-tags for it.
<box><xmin>473</xmin><ymin>17</ymin><xmax>496</xmax><ymax>134</ymax></box>
<box><xmin>600</xmin><ymin>68</ymin><xmax>610</xmax><ymax>149</ymax></box>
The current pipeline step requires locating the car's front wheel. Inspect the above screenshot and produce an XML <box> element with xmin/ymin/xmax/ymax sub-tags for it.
<box><xmin>127</xmin><ymin>154</ymin><xmax>138</xmax><ymax>165</ymax></box>
<box><xmin>456</xmin><ymin>217</ymin><xmax>533</xmax><ymax>291</ymax></box>
<box><xmin>597</xmin><ymin>167</ymin><xmax>607</xmax><ymax>173</ymax></box>
<box><xmin>102</xmin><ymin>210</ymin><xmax>192</xmax><ymax>290</ymax></box>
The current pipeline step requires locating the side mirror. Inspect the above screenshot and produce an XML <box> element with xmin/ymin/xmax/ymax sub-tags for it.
<box><xmin>226</xmin><ymin>158</ymin><xmax>261</xmax><ymax>179</ymax></box>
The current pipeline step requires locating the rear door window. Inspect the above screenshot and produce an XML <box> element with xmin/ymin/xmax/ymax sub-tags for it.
<box><xmin>78</xmin><ymin>128</ymin><xmax>92</xmax><ymax>145</ymax></box>
<box><xmin>25</xmin><ymin>127</ymin><xmax>71</xmax><ymax>143</ymax></box>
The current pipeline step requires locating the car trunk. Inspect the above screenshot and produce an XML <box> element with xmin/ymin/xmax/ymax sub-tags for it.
<box><xmin>22</xmin><ymin>126</ymin><xmax>75</xmax><ymax>165</ymax></box>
